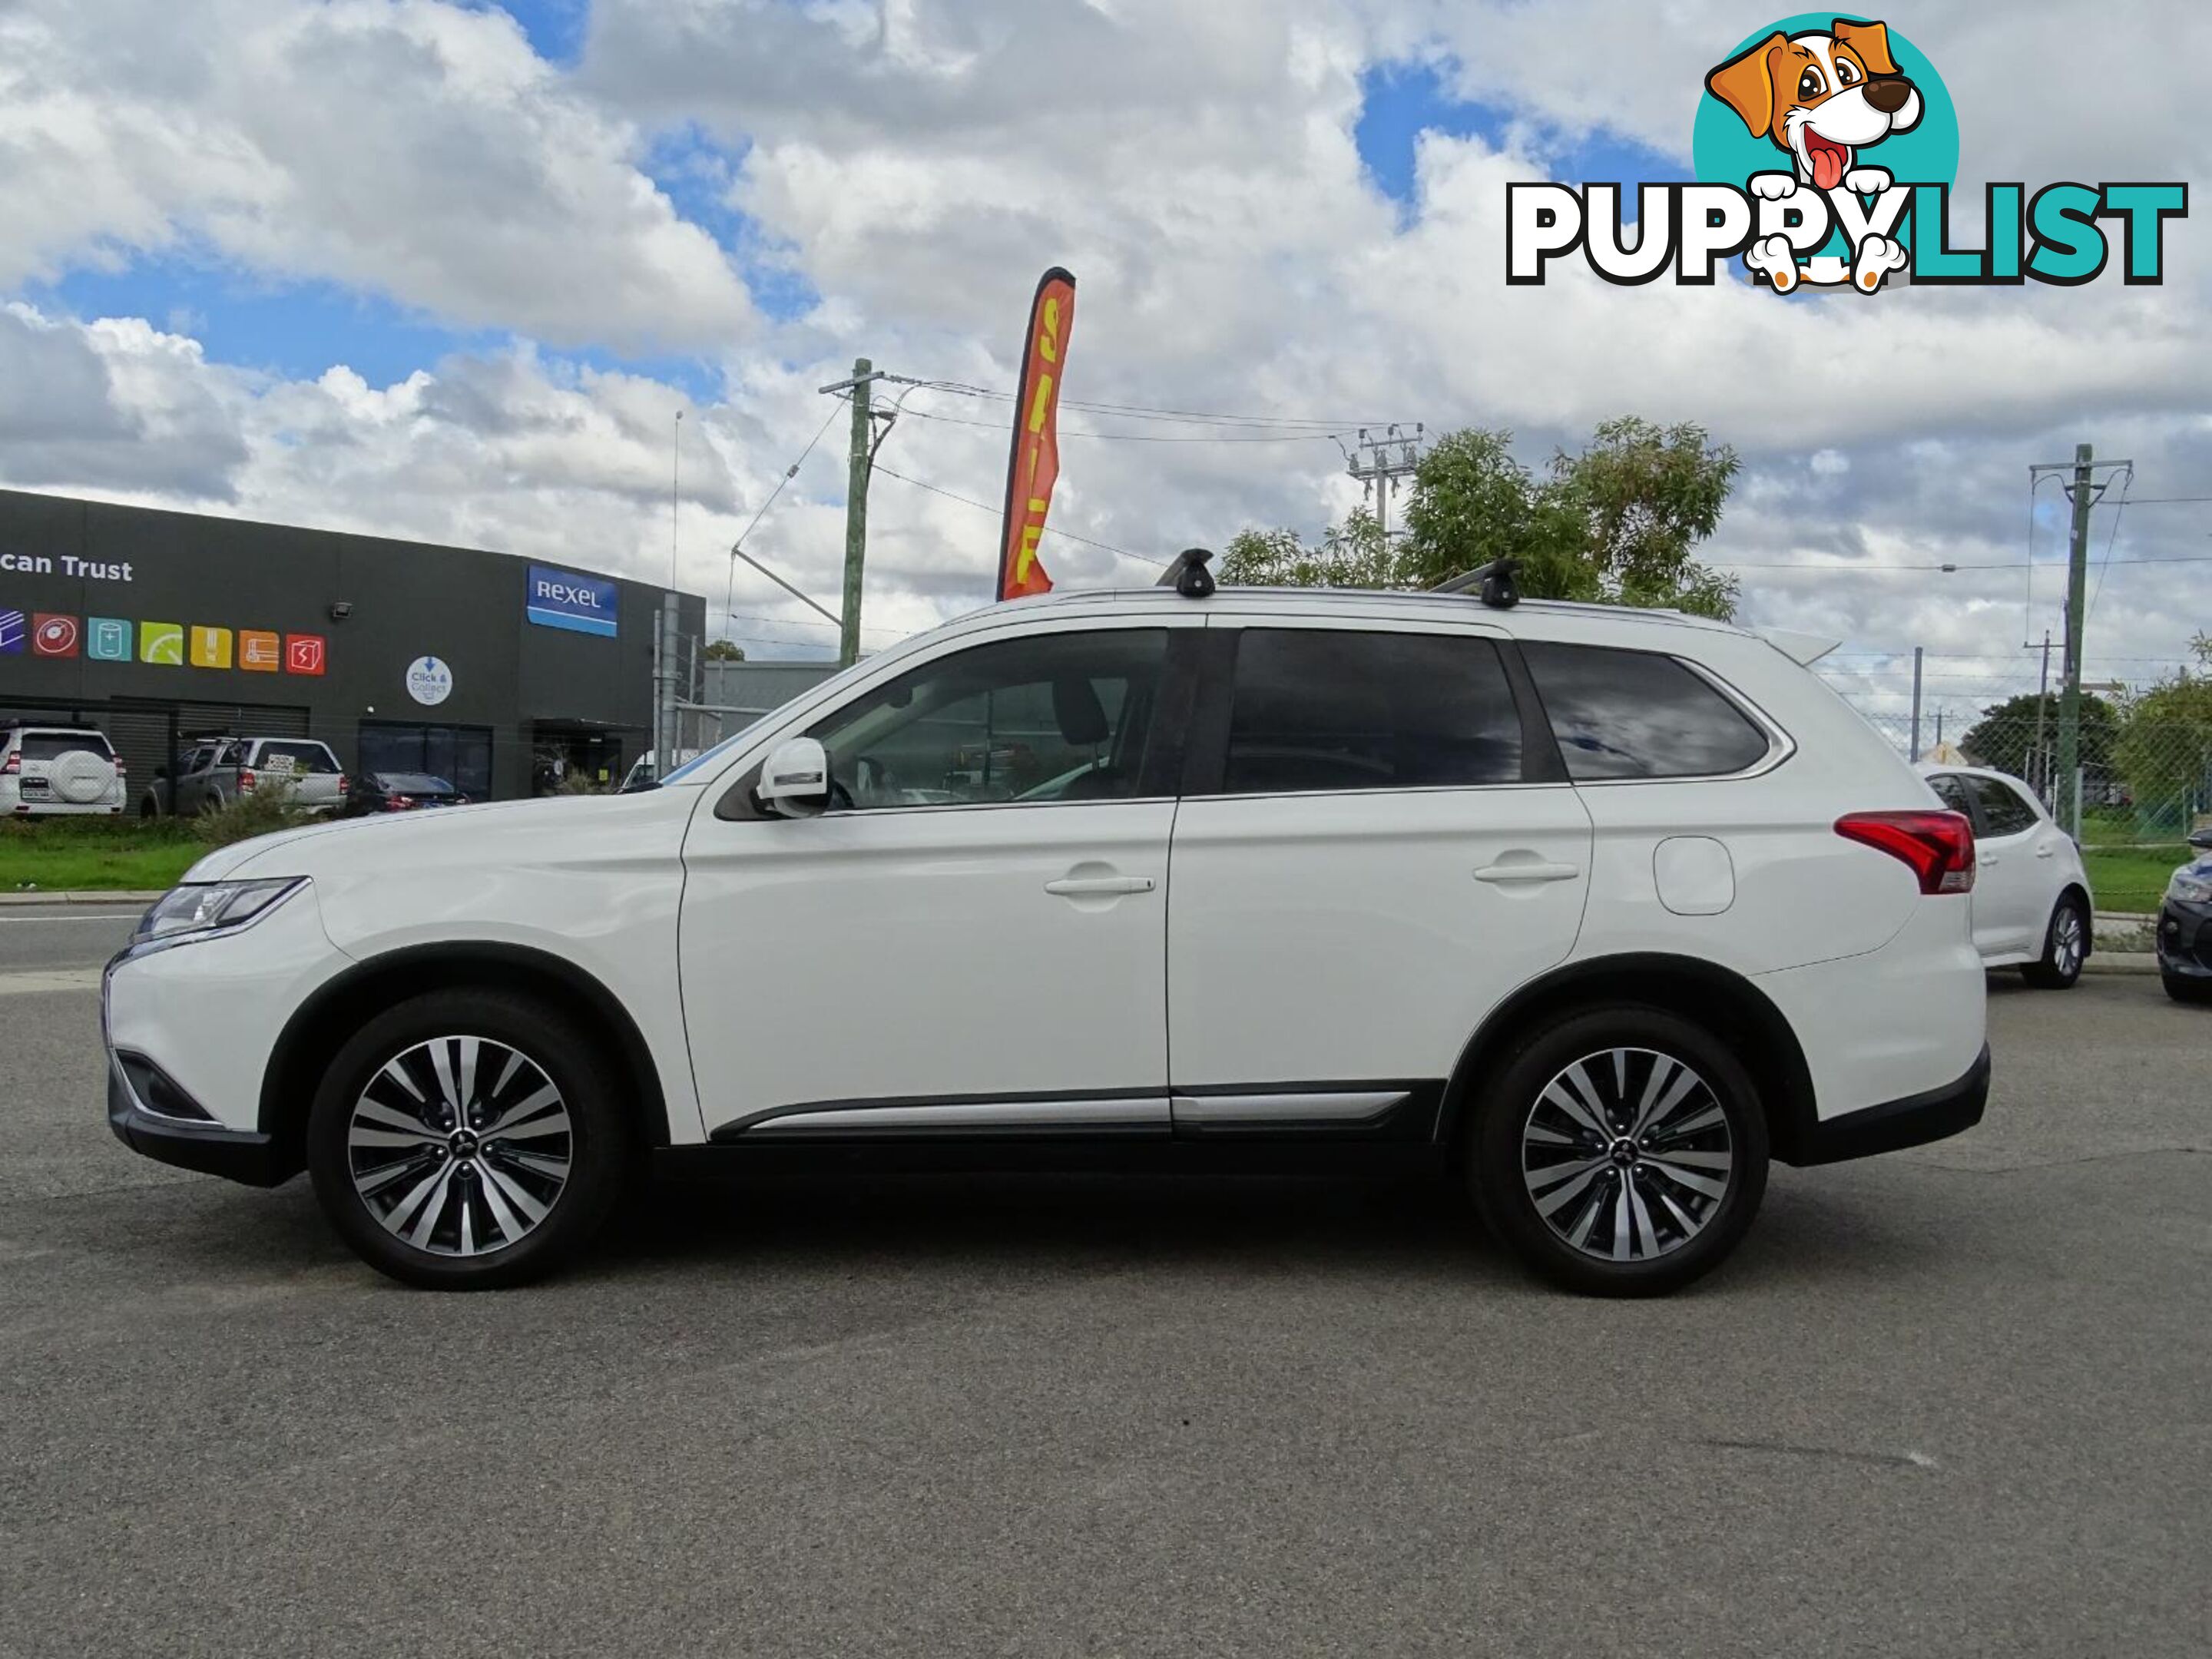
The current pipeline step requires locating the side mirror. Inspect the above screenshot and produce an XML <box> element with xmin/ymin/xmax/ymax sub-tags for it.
<box><xmin>2189</xmin><ymin>829</ymin><xmax>2212</xmax><ymax>852</ymax></box>
<box><xmin>757</xmin><ymin>737</ymin><xmax>831</xmax><ymax>818</ymax></box>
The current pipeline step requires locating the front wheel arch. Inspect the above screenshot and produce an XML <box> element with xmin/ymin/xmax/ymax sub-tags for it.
<box><xmin>260</xmin><ymin>943</ymin><xmax>675</xmax><ymax>1179</ymax></box>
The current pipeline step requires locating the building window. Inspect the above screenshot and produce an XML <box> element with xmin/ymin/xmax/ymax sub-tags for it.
<box><xmin>359</xmin><ymin>721</ymin><xmax>493</xmax><ymax>800</ymax></box>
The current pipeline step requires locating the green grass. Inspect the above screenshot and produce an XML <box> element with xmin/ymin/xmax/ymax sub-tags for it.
<box><xmin>0</xmin><ymin>803</ymin><xmax>312</xmax><ymax>893</ymax></box>
<box><xmin>2081</xmin><ymin>843</ymin><xmax>2189</xmax><ymax>914</ymax></box>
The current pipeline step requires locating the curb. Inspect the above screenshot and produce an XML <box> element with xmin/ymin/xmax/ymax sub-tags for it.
<box><xmin>2081</xmin><ymin>953</ymin><xmax>2160</xmax><ymax>977</ymax></box>
<box><xmin>0</xmin><ymin>890</ymin><xmax>163</xmax><ymax>907</ymax></box>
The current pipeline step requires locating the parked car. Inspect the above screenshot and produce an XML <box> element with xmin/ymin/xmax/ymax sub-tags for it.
<box><xmin>615</xmin><ymin>750</ymin><xmax>701</xmax><ymax>793</ymax></box>
<box><xmin>342</xmin><ymin>771</ymin><xmax>469</xmax><ymax>815</ymax></box>
<box><xmin>2154</xmin><ymin>829</ymin><xmax>2212</xmax><ymax>1005</ymax></box>
<box><xmin>1</xmin><ymin>724</ymin><xmax>124</xmax><ymax>816</ymax></box>
<box><xmin>103</xmin><ymin>568</ymin><xmax>1990</xmax><ymax>1296</ymax></box>
<box><xmin>1918</xmin><ymin>763</ymin><xmax>2093</xmax><ymax>988</ymax></box>
<box><xmin>142</xmin><ymin>737</ymin><xmax>348</xmax><ymax>817</ymax></box>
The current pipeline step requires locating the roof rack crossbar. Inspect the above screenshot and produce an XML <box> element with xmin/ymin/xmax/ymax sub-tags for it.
<box><xmin>1432</xmin><ymin>556</ymin><xmax>1522</xmax><ymax>609</ymax></box>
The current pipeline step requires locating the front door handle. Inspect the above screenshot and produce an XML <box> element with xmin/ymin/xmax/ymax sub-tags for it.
<box><xmin>2035</xmin><ymin>845</ymin><xmax>2056</xmax><ymax>859</ymax></box>
<box><xmin>1045</xmin><ymin>876</ymin><xmax>1156</xmax><ymax>897</ymax></box>
<box><xmin>1473</xmin><ymin>860</ymin><xmax>1582</xmax><ymax>884</ymax></box>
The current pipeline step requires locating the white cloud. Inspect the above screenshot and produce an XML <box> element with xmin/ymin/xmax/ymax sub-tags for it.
<box><xmin>0</xmin><ymin>0</ymin><xmax>754</xmax><ymax>350</ymax></box>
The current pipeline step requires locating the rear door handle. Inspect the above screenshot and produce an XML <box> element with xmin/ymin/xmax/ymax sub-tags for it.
<box><xmin>1045</xmin><ymin>876</ymin><xmax>1156</xmax><ymax>897</ymax></box>
<box><xmin>1473</xmin><ymin>861</ymin><xmax>1582</xmax><ymax>884</ymax></box>
<box><xmin>2035</xmin><ymin>846</ymin><xmax>2056</xmax><ymax>859</ymax></box>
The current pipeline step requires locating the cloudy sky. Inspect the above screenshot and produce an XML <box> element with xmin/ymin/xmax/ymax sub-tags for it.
<box><xmin>2</xmin><ymin>0</ymin><xmax>2207</xmax><ymax>727</ymax></box>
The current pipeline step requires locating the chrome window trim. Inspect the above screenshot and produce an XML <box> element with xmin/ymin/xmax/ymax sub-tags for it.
<box><xmin>1545</xmin><ymin>654</ymin><xmax>1796</xmax><ymax>787</ymax></box>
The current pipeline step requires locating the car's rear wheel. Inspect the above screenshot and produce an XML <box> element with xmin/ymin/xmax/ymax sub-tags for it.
<box><xmin>2021</xmin><ymin>895</ymin><xmax>2088</xmax><ymax>989</ymax></box>
<box><xmin>1468</xmin><ymin>1005</ymin><xmax>1769</xmax><ymax>1296</ymax></box>
<box><xmin>306</xmin><ymin>990</ymin><xmax>630</xmax><ymax>1290</ymax></box>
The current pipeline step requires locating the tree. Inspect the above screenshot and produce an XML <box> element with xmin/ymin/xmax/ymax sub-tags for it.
<box><xmin>1222</xmin><ymin>418</ymin><xmax>1741</xmax><ymax>619</ymax></box>
<box><xmin>1959</xmin><ymin>693</ymin><xmax>2118</xmax><ymax>778</ymax></box>
<box><xmin>2115</xmin><ymin>637</ymin><xmax>2212</xmax><ymax>822</ymax></box>
<box><xmin>703</xmin><ymin>639</ymin><xmax>747</xmax><ymax>662</ymax></box>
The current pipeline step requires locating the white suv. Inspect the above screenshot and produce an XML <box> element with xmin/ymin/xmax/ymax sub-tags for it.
<box><xmin>103</xmin><ymin>564</ymin><xmax>1989</xmax><ymax>1295</ymax></box>
<box><xmin>2</xmin><ymin>725</ymin><xmax>124</xmax><ymax>816</ymax></box>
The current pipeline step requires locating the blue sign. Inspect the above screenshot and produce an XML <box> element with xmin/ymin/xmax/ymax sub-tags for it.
<box><xmin>525</xmin><ymin>565</ymin><xmax>618</xmax><ymax>637</ymax></box>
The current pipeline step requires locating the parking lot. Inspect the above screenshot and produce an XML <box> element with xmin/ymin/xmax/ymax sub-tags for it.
<box><xmin>2</xmin><ymin>906</ymin><xmax>2206</xmax><ymax>1658</ymax></box>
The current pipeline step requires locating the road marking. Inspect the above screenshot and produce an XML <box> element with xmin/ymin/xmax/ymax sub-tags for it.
<box><xmin>0</xmin><ymin>969</ymin><xmax>104</xmax><ymax>995</ymax></box>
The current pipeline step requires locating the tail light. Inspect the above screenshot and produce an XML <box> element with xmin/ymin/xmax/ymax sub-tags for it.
<box><xmin>114</xmin><ymin>757</ymin><xmax>126</xmax><ymax>774</ymax></box>
<box><xmin>336</xmin><ymin>773</ymin><xmax>349</xmax><ymax>796</ymax></box>
<box><xmin>2</xmin><ymin>753</ymin><xmax>17</xmax><ymax>775</ymax></box>
<box><xmin>1836</xmin><ymin>810</ymin><xmax>1975</xmax><ymax>895</ymax></box>
<box><xmin>238</xmin><ymin>768</ymin><xmax>257</xmax><ymax>792</ymax></box>
<box><xmin>385</xmin><ymin>795</ymin><xmax>413</xmax><ymax>811</ymax></box>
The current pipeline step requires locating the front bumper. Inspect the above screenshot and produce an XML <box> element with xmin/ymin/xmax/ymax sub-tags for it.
<box><xmin>2155</xmin><ymin>898</ymin><xmax>2212</xmax><ymax>980</ymax></box>
<box><xmin>106</xmin><ymin>1065</ymin><xmax>291</xmax><ymax>1186</ymax></box>
<box><xmin>1787</xmin><ymin>1043</ymin><xmax>1989</xmax><ymax>1167</ymax></box>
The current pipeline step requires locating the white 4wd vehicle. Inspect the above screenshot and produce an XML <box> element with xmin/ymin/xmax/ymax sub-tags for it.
<box><xmin>104</xmin><ymin>562</ymin><xmax>1989</xmax><ymax>1295</ymax></box>
<box><xmin>1919</xmin><ymin>763</ymin><xmax>2094</xmax><ymax>988</ymax></box>
<box><xmin>2</xmin><ymin>725</ymin><xmax>124</xmax><ymax>816</ymax></box>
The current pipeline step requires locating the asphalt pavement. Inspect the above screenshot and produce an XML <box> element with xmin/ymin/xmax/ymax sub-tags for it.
<box><xmin>2</xmin><ymin>922</ymin><xmax>2207</xmax><ymax>1657</ymax></box>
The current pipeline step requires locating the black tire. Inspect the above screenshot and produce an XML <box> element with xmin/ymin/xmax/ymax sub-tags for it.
<box><xmin>2164</xmin><ymin>971</ymin><xmax>2212</xmax><ymax>1006</ymax></box>
<box><xmin>1467</xmin><ymin>1005</ymin><xmax>1770</xmax><ymax>1297</ymax></box>
<box><xmin>2020</xmin><ymin>894</ymin><xmax>2088</xmax><ymax>989</ymax></box>
<box><xmin>306</xmin><ymin>989</ymin><xmax>631</xmax><ymax>1290</ymax></box>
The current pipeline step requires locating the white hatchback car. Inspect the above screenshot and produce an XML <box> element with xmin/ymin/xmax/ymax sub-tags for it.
<box><xmin>1918</xmin><ymin>763</ymin><xmax>2093</xmax><ymax>988</ymax></box>
<box><xmin>104</xmin><ymin>561</ymin><xmax>1990</xmax><ymax>1296</ymax></box>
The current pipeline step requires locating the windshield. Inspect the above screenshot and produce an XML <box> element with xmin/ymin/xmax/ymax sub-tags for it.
<box><xmin>659</xmin><ymin>658</ymin><xmax>876</xmax><ymax>786</ymax></box>
<box><xmin>254</xmin><ymin>740</ymin><xmax>340</xmax><ymax>774</ymax></box>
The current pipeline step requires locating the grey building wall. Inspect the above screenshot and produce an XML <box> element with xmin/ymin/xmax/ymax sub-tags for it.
<box><xmin>0</xmin><ymin>488</ymin><xmax>704</xmax><ymax>801</ymax></box>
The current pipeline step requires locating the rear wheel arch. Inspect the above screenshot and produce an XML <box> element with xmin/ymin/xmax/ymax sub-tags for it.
<box><xmin>1439</xmin><ymin>953</ymin><xmax>1820</xmax><ymax>1165</ymax></box>
<box><xmin>260</xmin><ymin>943</ymin><xmax>673</xmax><ymax>1175</ymax></box>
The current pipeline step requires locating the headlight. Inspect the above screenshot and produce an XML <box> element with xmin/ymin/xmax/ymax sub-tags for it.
<box><xmin>2168</xmin><ymin>870</ymin><xmax>2212</xmax><ymax>906</ymax></box>
<box><xmin>132</xmin><ymin>879</ymin><xmax>306</xmax><ymax>946</ymax></box>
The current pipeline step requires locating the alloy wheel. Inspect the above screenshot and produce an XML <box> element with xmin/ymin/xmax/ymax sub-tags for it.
<box><xmin>2051</xmin><ymin>906</ymin><xmax>2085</xmax><ymax>979</ymax></box>
<box><xmin>345</xmin><ymin>1036</ymin><xmax>573</xmax><ymax>1257</ymax></box>
<box><xmin>1520</xmin><ymin>1048</ymin><xmax>1735</xmax><ymax>1263</ymax></box>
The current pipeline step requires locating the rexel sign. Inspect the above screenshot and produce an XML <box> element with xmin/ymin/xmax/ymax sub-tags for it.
<box><xmin>525</xmin><ymin>565</ymin><xmax>618</xmax><ymax>638</ymax></box>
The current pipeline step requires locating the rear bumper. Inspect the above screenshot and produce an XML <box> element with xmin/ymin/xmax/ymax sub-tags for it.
<box><xmin>106</xmin><ymin>1065</ymin><xmax>292</xmax><ymax>1187</ymax></box>
<box><xmin>1786</xmin><ymin>1043</ymin><xmax>1989</xmax><ymax>1167</ymax></box>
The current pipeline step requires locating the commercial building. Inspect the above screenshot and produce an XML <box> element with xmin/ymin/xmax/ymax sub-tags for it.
<box><xmin>0</xmin><ymin>488</ymin><xmax>704</xmax><ymax>803</ymax></box>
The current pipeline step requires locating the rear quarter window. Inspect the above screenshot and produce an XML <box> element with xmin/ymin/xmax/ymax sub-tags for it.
<box><xmin>1520</xmin><ymin>642</ymin><xmax>1773</xmax><ymax>781</ymax></box>
<box><xmin>253</xmin><ymin>740</ymin><xmax>340</xmax><ymax>774</ymax></box>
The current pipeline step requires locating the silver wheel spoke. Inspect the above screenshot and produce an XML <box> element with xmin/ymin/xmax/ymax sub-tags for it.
<box><xmin>349</xmin><ymin>1035</ymin><xmax>570</xmax><ymax>1259</ymax></box>
<box><xmin>1540</xmin><ymin>1081</ymin><xmax>1607</xmax><ymax>1137</ymax></box>
<box><xmin>1625</xmin><ymin>1181</ymin><xmax>1658</xmax><ymax>1262</ymax></box>
<box><xmin>1534</xmin><ymin>1163</ymin><xmax>1605</xmax><ymax>1217</ymax></box>
<box><xmin>1650</xmin><ymin>1103</ymin><xmax>1725</xmax><ymax>1141</ymax></box>
<box><xmin>1644</xmin><ymin>1157</ymin><xmax>1729</xmax><ymax>1200</ymax></box>
<box><xmin>1528</xmin><ymin>1154</ymin><xmax>1605</xmax><ymax>1194</ymax></box>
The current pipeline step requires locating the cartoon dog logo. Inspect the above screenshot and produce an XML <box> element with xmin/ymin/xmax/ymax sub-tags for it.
<box><xmin>1705</xmin><ymin>18</ymin><xmax>1924</xmax><ymax>292</ymax></box>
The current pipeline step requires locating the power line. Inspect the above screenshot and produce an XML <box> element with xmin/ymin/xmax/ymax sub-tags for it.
<box><xmin>921</xmin><ymin>381</ymin><xmax>1409</xmax><ymax>429</ymax></box>
<box><xmin>1718</xmin><ymin>554</ymin><xmax>2212</xmax><ymax>571</ymax></box>
<box><xmin>896</xmin><ymin>405</ymin><xmax>1357</xmax><ymax>444</ymax></box>
<box><xmin>720</xmin><ymin>400</ymin><xmax>846</xmax><ymax>634</ymax></box>
<box><xmin>869</xmin><ymin>465</ymin><xmax>1167</xmax><ymax>568</ymax></box>
<box><xmin>2085</xmin><ymin>466</ymin><xmax>2135</xmax><ymax>621</ymax></box>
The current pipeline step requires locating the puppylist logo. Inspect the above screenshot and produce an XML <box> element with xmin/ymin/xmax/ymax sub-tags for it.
<box><xmin>1508</xmin><ymin>15</ymin><xmax>2187</xmax><ymax>293</ymax></box>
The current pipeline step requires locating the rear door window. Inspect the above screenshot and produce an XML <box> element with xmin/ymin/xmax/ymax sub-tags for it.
<box><xmin>1520</xmin><ymin>643</ymin><xmax>1772</xmax><ymax>780</ymax></box>
<box><xmin>1218</xmin><ymin>628</ymin><xmax>1523</xmax><ymax>794</ymax></box>
<box><xmin>1969</xmin><ymin>775</ymin><xmax>2040</xmax><ymax>838</ymax></box>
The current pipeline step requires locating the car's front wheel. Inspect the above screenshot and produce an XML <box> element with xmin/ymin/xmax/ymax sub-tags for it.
<box><xmin>306</xmin><ymin>990</ymin><xmax>630</xmax><ymax>1289</ymax></box>
<box><xmin>1468</xmin><ymin>1006</ymin><xmax>1770</xmax><ymax>1296</ymax></box>
<box><xmin>2021</xmin><ymin>894</ymin><xmax>2088</xmax><ymax>989</ymax></box>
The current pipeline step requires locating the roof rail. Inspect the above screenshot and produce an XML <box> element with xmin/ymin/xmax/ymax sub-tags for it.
<box><xmin>1157</xmin><ymin>546</ymin><xmax>1217</xmax><ymax>598</ymax></box>
<box><xmin>1432</xmin><ymin>556</ymin><xmax>1521</xmax><ymax>609</ymax></box>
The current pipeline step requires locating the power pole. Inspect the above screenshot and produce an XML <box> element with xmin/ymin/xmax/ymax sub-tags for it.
<box><xmin>1343</xmin><ymin>425</ymin><xmax>1424</xmax><ymax>541</ymax></box>
<box><xmin>839</xmin><ymin>358</ymin><xmax>873</xmax><ymax>667</ymax></box>
<box><xmin>2031</xmin><ymin>445</ymin><xmax>2131</xmax><ymax>837</ymax></box>
<box><xmin>1909</xmin><ymin>646</ymin><xmax>1924</xmax><ymax>762</ymax></box>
